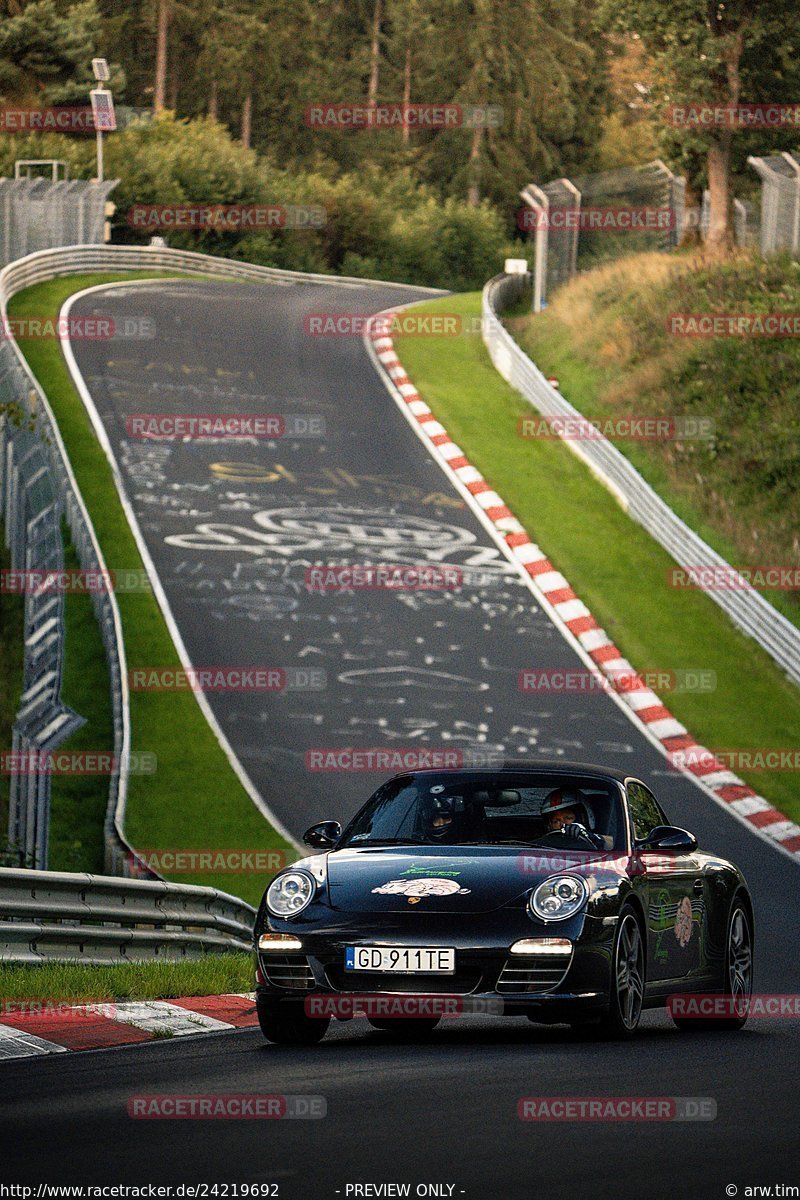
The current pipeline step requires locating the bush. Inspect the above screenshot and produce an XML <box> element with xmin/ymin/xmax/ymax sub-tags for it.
<box><xmin>0</xmin><ymin>114</ymin><xmax>514</xmax><ymax>290</ymax></box>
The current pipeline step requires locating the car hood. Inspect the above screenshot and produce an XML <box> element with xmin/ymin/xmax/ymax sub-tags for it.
<box><xmin>325</xmin><ymin>845</ymin><xmax>624</xmax><ymax>914</ymax></box>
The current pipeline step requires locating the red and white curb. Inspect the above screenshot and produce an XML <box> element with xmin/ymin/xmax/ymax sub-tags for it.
<box><xmin>0</xmin><ymin>993</ymin><xmax>258</xmax><ymax>1061</ymax></box>
<box><xmin>366</xmin><ymin>321</ymin><xmax>800</xmax><ymax>863</ymax></box>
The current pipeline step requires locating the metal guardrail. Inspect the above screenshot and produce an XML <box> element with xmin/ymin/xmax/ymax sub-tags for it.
<box><xmin>1</xmin><ymin>258</ymin><xmax>136</xmax><ymax>874</ymax></box>
<box><xmin>1</xmin><ymin>244</ymin><xmax>444</xmax><ymax>879</ymax></box>
<box><xmin>0</xmin><ymin>867</ymin><xmax>256</xmax><ymax>963</ymax></box>
<box><xmin>0</xmin><ymin>404</ymin><xmax>83</xmax><ymax>870</ymax></box>
<box><xmin>482</xmin><ymin>273</ymin><xmax>800</xmax><ymax>688</ymax></box>
<box><xmin>0</xmin><ymin>243</ymin><xmax>447</xmax><ymax>298</ymax></box>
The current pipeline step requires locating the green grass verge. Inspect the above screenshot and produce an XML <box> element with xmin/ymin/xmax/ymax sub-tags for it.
<box><xmin>507</xmin><ymin>252</ymin><xmax>800</xmax><ymax>630</ymax></box>
<box><xmin>0</xmin><ymin>528</ymin><xmax>24</xmax><ymax>847</ymax></box>
<box><xmin>7</xmin><ymin>273</ymin><xmax>295</xmax><ymax>904</ymax></box>
<box><xmin>396</xmin><ymin>292</ymin><xmax>800</xmax><ymax>825</ymax></box>
<box><xmin>0</xmin><ymin>954</ymin><xmax>253</xmax><ymax>1003</ymax></box>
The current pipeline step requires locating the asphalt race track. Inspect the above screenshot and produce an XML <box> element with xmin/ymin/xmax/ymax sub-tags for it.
<box><xmin>2</xmin><ymin>278</ymin><xmax>798</xmax><ymax>1198</ymax></box>
<box><xmin>2</xmin><ymin>1008</ymin><xmax>799</xmax><ymax>1197</ymax></box>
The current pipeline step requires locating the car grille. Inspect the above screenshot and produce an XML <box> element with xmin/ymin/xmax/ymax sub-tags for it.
<box><xmin>260</xmin><ymin>954</ymin><xmax>315</xmax><ymax>990</ymax></box>
<box><xmin>324</xmin><ymin>966</ymin><xmax>483</xmax><ymax>995</ymax></box>
<box><xmin>496</xmin><ymin>953</ymin><xmax>572</xmax><ymax>994</ymax></box>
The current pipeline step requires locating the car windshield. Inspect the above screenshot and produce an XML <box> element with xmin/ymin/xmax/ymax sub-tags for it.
<box><xmin>339</xmin><ymin>773</ymin><xmax>626</xmax><ymax>851</ymax></box>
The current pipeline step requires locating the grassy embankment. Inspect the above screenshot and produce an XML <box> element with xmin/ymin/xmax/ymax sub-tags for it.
<box><xmin>509</xmin><ymin>251</ymin><xmax>800</xmax><ymax>629</ymax></box>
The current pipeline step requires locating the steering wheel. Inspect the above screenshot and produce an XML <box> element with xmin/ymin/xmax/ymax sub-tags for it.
<box><xmin>538</xmin><ymin>823</ymin><xmax>600</xmax><ymax>849</ymax></box>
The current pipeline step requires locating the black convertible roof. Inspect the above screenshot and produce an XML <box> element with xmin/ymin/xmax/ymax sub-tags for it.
<box><xmin>394</xmin><ymin>760</ymin><xmax>634</xmax><ymax>784</ymax></box>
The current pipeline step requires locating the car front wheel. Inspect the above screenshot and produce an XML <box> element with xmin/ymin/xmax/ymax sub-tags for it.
<box><xmin>592</xmin><ymin>908</ymin><xmax>645</xmax><ymax>1039</ymax></box>
<box><xmin>256</xmin><ymin>997</ymin><xmax>330</xmax><ymax>1046</ymax></box>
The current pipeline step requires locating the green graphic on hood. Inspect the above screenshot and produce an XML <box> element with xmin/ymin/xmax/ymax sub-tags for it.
<box><xmin>400</xmin><ymin>863</ymin><xmax>463</xmax><ymax>878</ymax></box>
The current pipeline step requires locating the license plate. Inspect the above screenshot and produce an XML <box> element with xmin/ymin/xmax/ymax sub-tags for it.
<box><xmin>344</xmin><ymin>946</ymin><xmax>455</xmax><ymax>974</ymax></box>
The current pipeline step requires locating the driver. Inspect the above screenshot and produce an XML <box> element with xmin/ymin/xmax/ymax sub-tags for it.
<box><xmin>541</xmin><ymin>788</ymin><xmax>604</xmax><ymax>848</ymax></box>
<box><xmin>422</xmin><ymin>795</ymin><xmax>456</xmax><ymax>841</ymax></box>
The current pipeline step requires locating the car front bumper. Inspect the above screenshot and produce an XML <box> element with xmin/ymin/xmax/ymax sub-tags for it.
<box><xmin>254</xmin><ymin>913</ymin><xmax>616</xmax><ymax>1021</ymax></box>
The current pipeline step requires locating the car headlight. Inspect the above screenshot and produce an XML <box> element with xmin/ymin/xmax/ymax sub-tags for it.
<box><xmin>530</xmin><ymin>874</ymin><xmax>588</xmax><ymax>922</ymax></box>
<box><xmin>266</xmin><ymin>870</ymin><xmax>316</xmax><ymax>918</ymax></box>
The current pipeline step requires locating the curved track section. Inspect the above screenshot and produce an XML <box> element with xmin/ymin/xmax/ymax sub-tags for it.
<box><xmin>8</xmin><ymin>275</ymin><xmax>793</xmax><ymax>1197</ymax></box>
<box><xmin>64</xmin><ymin>282</ymin><xmax>797</xmax><ymax>874</ymax></box>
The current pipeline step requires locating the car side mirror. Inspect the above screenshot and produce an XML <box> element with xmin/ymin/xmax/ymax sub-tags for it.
<box><xmin>638</xmin><ymin>825</ymin><xmax>697</xmax><ymax>853</ymax></box>
<box><xmin>303</xmin><ymin>820</ymin><xmax>342</xmax><ymax>850</ymax></box>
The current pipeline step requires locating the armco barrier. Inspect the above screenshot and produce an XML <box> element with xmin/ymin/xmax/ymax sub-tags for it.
<box><xmin>0</xmin><ymin>412</ymin><xmax>87</xmax><ymax>870</ymax></box>
<box><xmin>0</xmin><ymin>867</ymin><xmax>255</xmax><ymax>963</ymax></box>
<box><xmin>482</xmin><ymin>272</ymin><xmax>800</xmax><ymax>687</ymax></box>
<box><xmin>0</xmin><ymin>245</ymin><xmax>444</xmax><ymax>878</ymax></box>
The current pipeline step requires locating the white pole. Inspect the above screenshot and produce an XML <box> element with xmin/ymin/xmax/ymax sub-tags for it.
<box><xmin>557</xmin><ymin>177</ymin><xmax>581</xmax><ymax>277</ymax></box>
<box><xmin>533</xmin><ymin>218</ymin><xmax>545</xmax><ymax>313</ymax></box>
<box><xmin>521</xmin><ymin>185</ymin><xmax>549</xmax><ymax>313</ymax></box>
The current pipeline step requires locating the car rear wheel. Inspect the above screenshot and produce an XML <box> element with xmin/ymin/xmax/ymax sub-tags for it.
<box><xmin>671</xmin><ymin>901</ymin><xmax>752</xmax><ymax>1032</ymax></box>
<box><xmin>367</xmin><ymin>1017</ymin><xmax>441</xmax><ymax>1038</ymax></box>
<box><xmin>592</xmin><ymin>908</ymin><xmax>645</xmax><ymax>1039</ymax></box>
<box><xmin>256</xmin><ymin>997</ymin><xmax>330</xmax><ymax>1046</ymax></box>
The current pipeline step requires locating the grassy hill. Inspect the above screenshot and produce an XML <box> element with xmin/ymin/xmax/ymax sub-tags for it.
<box><xmin>507</xmin><ymin>250</ymin><xmax>800</xmax><ymax>628</ymax></box>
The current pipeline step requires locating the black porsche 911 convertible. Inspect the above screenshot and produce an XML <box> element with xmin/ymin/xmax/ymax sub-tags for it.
<box><xmin>253</xmin><ymin>762</ymin><xmax>754</xmax><ymax>1044</ymax></box>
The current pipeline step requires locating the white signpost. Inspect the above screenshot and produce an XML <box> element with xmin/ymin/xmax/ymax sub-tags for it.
<box><xmin>90</xmin><ymin>59</ymin><xmax>115</xmax><ymax>182</ymax></box>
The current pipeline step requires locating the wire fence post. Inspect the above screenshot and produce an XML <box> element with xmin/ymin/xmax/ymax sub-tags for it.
<box><xmin>748</xmin><ymin>153</ymin><xmax>800</xmax><ymax>256</ymax></box>
<box><xmin>0</xmin><ymin>178</ymin><xmax>118</xmax><ymax>269</ymax></box>
<box><xmin>780</xmin><ymin>151</ymin><xmax>800</xmax><ymax>256</ymax></box>
<box><xmin>520</xmin><ymin>184</ymin><xmax>549</xmax><ymax>312</ymax></box>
